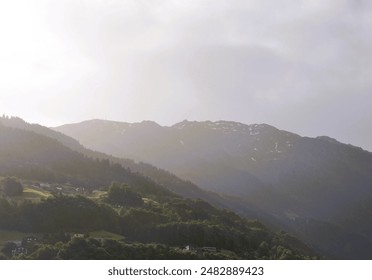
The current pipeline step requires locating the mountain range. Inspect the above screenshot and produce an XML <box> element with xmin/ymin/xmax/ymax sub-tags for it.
<box><xmin>0</xmin><ymin>116</ymin><xmax>316</xmax><ymax>260</ymax></box>
<box><xmin>55</xmin><ymin>119</ymin><xmax>372</xmax><ymax>259</ymax></box>
<box><xmin>0</xmin><ymin>116</ymin><xmax>267</xmax><ymax>219</ymax></box>
<box><xmin>1</xmin><ymin>115</ymin><xmax>371</xmax><ymax>259</ymax></box>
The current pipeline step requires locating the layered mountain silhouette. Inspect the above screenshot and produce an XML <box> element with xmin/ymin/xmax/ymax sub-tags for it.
<box><xmin>55</xmin><ymin>119</ymin><xmax>372</xmax><ymax>259</ymax></box>
<box><xmin>0</xmin><ymin>116</ymin><xmax>317</xmax><ymax>259</ymax></box>
<box><xmin>0</xmin><ymin>116</ymin><xmax>268</xmax><ymax>220</ymax></box>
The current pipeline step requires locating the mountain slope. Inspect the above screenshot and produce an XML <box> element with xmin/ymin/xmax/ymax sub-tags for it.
<box><xmin>0</xmin><ymin>120</ymin><xmax>317</xmax><ymax>260</ymax></box>
<box><xmin>0</xmin><ymin>116</ymin><xmax>277</xmax><ymax>225</ymax></box>
<box><xmin>0</xmin><ymin>123</ymin><xmax>173</xmax><ymax>198</ymax></box>
<box><xmin>55</xmin><ymin>119</ymin><xmax>372</xmax><ymax>259</ymax></box>
<box><xmin>55</xmin><ymin>120</ymin><xmax>299</xmax><ymax>195</ymax></box>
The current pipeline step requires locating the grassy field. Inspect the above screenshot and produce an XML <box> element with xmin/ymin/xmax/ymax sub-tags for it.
<box><xmin>10</xmin><ymin>187</ymin><xmax>51</xmax><ymax>203</ymax></box>
<box><xmin>23</xmin><ymin>187</ymin><xmax>50</xmax><ymax>198</ymax></box>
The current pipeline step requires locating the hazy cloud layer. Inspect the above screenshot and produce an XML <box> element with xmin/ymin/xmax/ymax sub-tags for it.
<box><xmin>1</xmin><ymin>0</ymin><xmax>371</xmax><ymax>150</ymax></box>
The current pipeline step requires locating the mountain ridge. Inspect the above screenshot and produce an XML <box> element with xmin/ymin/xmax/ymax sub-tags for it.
<box><xmin>54</xmin><ymin>118</ymin><xmax>372</xmax><ymax>259</ymax></box>
<box><xmin>0</xmin><ymin>116</ymin><xmax>317</xmax><ymax>260</ymax></box>
<box><xmin>0</xmin><ymin>116</ymin><xmax>282</xmax><ymax>229</ymax></box>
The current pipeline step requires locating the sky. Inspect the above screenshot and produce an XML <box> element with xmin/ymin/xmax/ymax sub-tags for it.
<box><xmin>1</xmin><ymin>0</ymin><xmax>372</xmax><ymax>151</ymax></box>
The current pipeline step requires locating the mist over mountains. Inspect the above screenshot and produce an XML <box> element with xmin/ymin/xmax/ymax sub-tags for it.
<box><xmin>1</xmin><ymin>115</ymin><xmax>372</xmax><ymax>259</ymax></box>
<box><xmin>0</xmin><ymin>115</ymin><xmax>318</xmax><ymax>260</ymax></box>
<box><xmin>55</xmin><ymin>119</ymin><xmax>372</xmax><ymax>259</ymax></box>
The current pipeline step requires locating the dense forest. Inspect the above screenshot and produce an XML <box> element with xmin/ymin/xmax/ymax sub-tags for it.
<box><xmin>0</xmin><ymin>181</ymin><xmax>316</xmax><ymax>260</ymax></box>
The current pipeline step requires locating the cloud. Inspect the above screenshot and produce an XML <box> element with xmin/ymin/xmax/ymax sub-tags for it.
<box><xmin>0</xmin><ymin>0</ymin><xmax>371</xmax><ymax>150</ymax></box>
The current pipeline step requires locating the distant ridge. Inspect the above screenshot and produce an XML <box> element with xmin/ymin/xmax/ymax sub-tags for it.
<box><xmin>55</xmin><ymin>118</ymin><xmax>372</xmax><ymax>259</ymax></box>
<box><xmin>0</xmin><ymin>116</ymin><xmax>277</xmax><ymax>230</ymax></box>
<box><xmin>0</xmin><ymin>116</ymin><xmax>317</xmax><ymax>260</ymax></box>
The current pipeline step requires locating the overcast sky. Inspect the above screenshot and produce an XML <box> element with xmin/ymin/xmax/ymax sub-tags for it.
<box><xmin>1</xmin><ymin>0</ymin><xmax>371</xmax><ymax>151</ymax></box>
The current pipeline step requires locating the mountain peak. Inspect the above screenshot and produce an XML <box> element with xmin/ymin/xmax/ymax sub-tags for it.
<box><xmin>172</xmin><ymin>120</ymin><xmax>277</xmax><ymax>136</ymax></box>
<box><xmin>316</xmin><ymin>135</ymin><xmax>340</xmax><ymax>144</ymax></box>
<box><xmin>139</xmin><ymin>120</ymin><xmax>161</xmax><ymax>127</ymax></box>
<box><xmin>0</xmin><ymin>115</ymin><xmax>28</xmax><ymax>127</ymax></box>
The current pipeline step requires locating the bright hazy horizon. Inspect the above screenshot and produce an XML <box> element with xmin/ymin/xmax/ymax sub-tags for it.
<box><xmin>1</xmin><ymin>0</ymin><xmax>371</xmax><ymax>151</ymax></box>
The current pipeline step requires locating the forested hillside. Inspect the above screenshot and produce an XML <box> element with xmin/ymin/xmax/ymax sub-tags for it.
<box><xmin>0</xmin><ymin>116</ymin><xmax>275</xmax><ymax>226</ymax></box>
<box><xmin>0</xmin><ymin>120</ymin><xmax>316</xmax><ymax>260</ymax></box>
